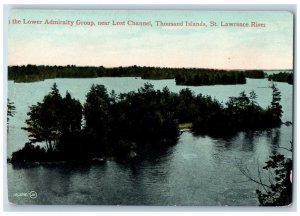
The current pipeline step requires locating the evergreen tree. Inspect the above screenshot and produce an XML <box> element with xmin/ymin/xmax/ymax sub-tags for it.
<box><xmin>83</xmin><ymin>84</ymin><xmax>111</xmax><ymax>156</ymax></box>
<box><xmin>249</xmin><ymin>91</ymin><xmax>258</xmax><ymax>106</ymax></box>
<box><xmin>22</xmin><ymin>83</ymin><xmax>82</xmax><ymax>151</ymax></box>
<box><xmin>60</xmin><ymin>91</ymin><xmax>82</xmax><ymax>133</ymax></box>
<box><xmin>270</xmin><ymin>84</ymin><xmax>283</xmax><ymax>125</ymax></box>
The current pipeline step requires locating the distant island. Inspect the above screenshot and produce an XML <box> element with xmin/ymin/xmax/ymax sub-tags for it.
<box><xmin>8</xmin><ymin>65</ymin><xmax>268</xmax><ymax>86</ymax></box>
<box><xmin>268</xmin><ymin>72</ymin><xmax>293</xmax><ymax>85</ymax></box>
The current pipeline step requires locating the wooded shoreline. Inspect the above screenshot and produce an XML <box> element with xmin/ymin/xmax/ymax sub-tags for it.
<box><xmin>8</xmin><ymin>65</ymin><xmax>266</xmax><ymax>85</ymax></box>
<box><xmin>9</xmin><ymin>82</ymin><xmax>284</xmax><ymax>164</ymax></box>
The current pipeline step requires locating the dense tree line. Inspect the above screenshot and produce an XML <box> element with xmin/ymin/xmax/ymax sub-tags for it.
<box><xmin>9</xmin><ymin>65</ymin><xmax>264</xmax><ymax>86</ymax></box>
<box><xmin>175</xmin><ymin>70</ymin><xmax>247</xmax><ymax>86</ymax></box>
<box><xmin>268</xmin><ymin>72</ymin><xmax>293</xmax><ymax>85</ymax></box>
<box><xmin>244</xmin><ymin>70</ymin><xmax>266</xmax><ymax>78</ymax></box>
<box><xmin>193</xmin><ymin>85</ymin><xmax>283</xmax><ymax>137</ymax></box>
<box><xmin>10</xmin><ymin>83</ymin><xmax>283</xmax><ymax>163</ymax></box>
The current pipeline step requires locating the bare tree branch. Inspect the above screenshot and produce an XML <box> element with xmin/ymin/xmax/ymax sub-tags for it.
<box><xmin>278</xmin><ymin>146</ymin><xmax>292</xmax><ymax>152</ymax></box>
<box><xmin>257</xmin><ymin>159</ymin><xmax>268</xmax><ymax>193</ymax></box>
<box><xmin>235</xmin><ymin>158</ymin><xmax>272</xmax><ymax>189</ymax></box>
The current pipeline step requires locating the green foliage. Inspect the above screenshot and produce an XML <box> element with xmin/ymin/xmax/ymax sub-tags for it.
<box><xmin>83</xmin><ymin>84</ymin><xmax>111</xmax><ymax>156</ymax></box>
<box><xmin>256</xmin><ymin>154</ymin><xmax>292</xmax><ymax>206</ymax></box>
<box><xmin>9</xmin><ymin>65</ymin><xmax>264</xmax><ymax>86</ymax></box>
<box><xmin>244</xmin><ymin>70</ymin><xmax>265</xmax><ymax>78</ymax></box>
<box><xmin>84</xmin><ymin>85</ymin><xmax>110</xmax><ymax>130</ymax></box>
<box><xmin>13</xmin><ymin>83</ymin><xmax>283</xmax><ymax>163</ymax></box>
<box><xmin>249</xmin><ymin>91</ymin><xmax>258</xmax><ymax>106</ymax></box>
<box><xmin>268</xmin><ymin>72</ymin><xmax>293</xmax><ymax>84</ymax></box>
<box><xmin>192</xmin><ymin>88</ymin><xmax>283</xmax><ymax>137</ymax></box>
<box><xmin>267</xmin><ymin>84</ymin><xmax>283</xmax><ymax>126</ymax></box>
<box><xmin>22</xmin><ymin>83</ymin><xmax>82</xmax><ymax>151</ymax></box>
<box><xmin>175</xmin><ymin>70</ymin><xmax>247</xmax><ymax>86</ymax></box>
<box><xmin>11</xmin><ymin>142</ymin><xmax>47</xmax><ymax>163</ymax></box>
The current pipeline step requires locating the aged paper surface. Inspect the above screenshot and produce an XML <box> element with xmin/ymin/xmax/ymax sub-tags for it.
<box><xmin>7</xmin><ymin>10</ymin><xmax>293</xmax><ymax>206</ymax></box>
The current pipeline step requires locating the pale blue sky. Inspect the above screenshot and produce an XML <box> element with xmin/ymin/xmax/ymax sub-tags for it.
<box><xmin>8</xmin><ymin>10</ymin><xmax>293</xmax><ymax>69</ymax></box>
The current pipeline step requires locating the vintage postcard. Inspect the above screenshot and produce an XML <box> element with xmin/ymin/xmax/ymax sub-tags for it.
<box><xmin>7</xmin><ymin>9</ymin><xmax>293</xmax><ymax>206</ymax></box>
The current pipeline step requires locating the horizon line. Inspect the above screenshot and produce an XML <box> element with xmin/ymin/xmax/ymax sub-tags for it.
<box><xmin>7</xmin><ymin>64</ymin><xmax>293</xmax><ymax>71</ymax></box>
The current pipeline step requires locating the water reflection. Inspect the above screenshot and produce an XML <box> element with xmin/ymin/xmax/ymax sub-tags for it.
<box><xmin>212</xmin><ymin>135</ymin><xmax>237</xmax><ymax>152</ymax></box>
<box><xmin>266</xmin><ymin>128</ymin><xmax>281</xmax><ymax>154</ymax></box>
<box><xmin>242</xmin><ymin>131</ymin><xmax>256</xmax><ymax>152</ymax></box>
<box><xmin>9</xmin><ymin>163</ymin><xmax>94</xmax><ymax>204</ymax></box>
<box><xmin>7</xmin><ymin>77</ymin><xmax>292</xmax><ymax>205</ymax></box>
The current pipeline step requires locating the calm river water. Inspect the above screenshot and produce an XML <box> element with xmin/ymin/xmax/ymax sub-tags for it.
<box><xmin>7</xmin><ymin>76</ymin><xmax>293</xmax><ymax>205</ymax></box>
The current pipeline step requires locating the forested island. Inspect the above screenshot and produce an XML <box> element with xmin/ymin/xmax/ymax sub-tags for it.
<box><xmin>268</xmin><ymin>72</ymin><xmax>293</xmax><ymax>84</ymax></box>
<box><xmin>9</xmin><ymin>82</ymin><xmax>283</xmax><ymax>164</ymax></box>
<box><xmin>8</xmin><ymin>65</ymin><xmax>265</xmax><ymax>86</ymax></box>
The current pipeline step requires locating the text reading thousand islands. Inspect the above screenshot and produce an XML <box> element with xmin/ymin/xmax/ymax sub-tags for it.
<box><xmin>13</xmin><ymin>19</ymin><xmax>266</xmax><ymax>28</ymax></box>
